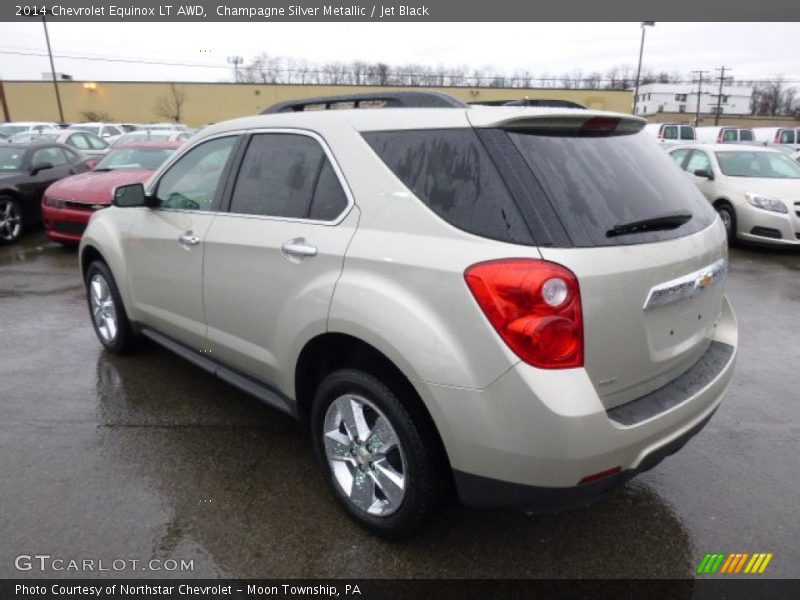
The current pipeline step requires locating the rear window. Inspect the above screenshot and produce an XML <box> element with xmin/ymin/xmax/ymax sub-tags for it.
<box><xmin>739</xmin><ymin>129</ymin><xmax>754</xmax><ymax>142</ymax></box>
<box><xmin>722</xmin><ymin>129</ymin><xmax>737</xmax><ymax>142</ymax></box>
<box><xmin>363</xmin><ymin>129</ymin><xmax>534</xmax><ymax>245</ymax></box>
<box><xmin>778</xmin><ymin>129</ymin><xmax>795</xmax><ymax>144</ymax></box>
<box><xmin>680</xmin><ymin>126</ymin><xmax>695</xmax><ymax>140</ymax></box>
<box><xmin>662</xmin><ymin>126</ymin><xmax>678</xmax><ymax>140</ymax></box>
<box><xmin>366</xmin><ymin>128</ymin><xmax>715</xmax><ymax>248</ymax></box>
<box><xmin>506</xmin><ymin>130</ymin><xmax>716</xmax><ymax>246</ymax></box>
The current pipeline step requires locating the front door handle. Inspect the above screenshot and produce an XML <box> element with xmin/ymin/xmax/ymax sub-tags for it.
<box><xmin>281</xmin><ymin>238</ymin><xmax>317</xmax><ymax>259</ymax></box>
<box><xmin>178</xmin><ymin>231</ymin><xmax>200</xmax><ymax>247</ymax></box>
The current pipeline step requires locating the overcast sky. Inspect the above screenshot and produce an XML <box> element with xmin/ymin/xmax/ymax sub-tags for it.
<box><xmin>1</xmin><ymin>22</ymin><xmax>798</xmax><ymax>84</ymax></box>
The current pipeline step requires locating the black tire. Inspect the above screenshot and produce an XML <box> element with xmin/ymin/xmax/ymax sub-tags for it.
<box><xmin>311</xmin><ymin>368</ymin><xmax>445</xmax><ymax>539</ymax></box>
<box><xmin>715</xmin><ymin>202</ymin><xmax>737</xmax><ymax>246</ymax></box>
<box><xmin>84</xmin><ymin>260</ymin><xmax>137</xmax><ymax>354</ymax></box>
<box><xmin>0</xmin><ymin>195</ymin><xmax>24</xmax><ymax>245</ymax></box>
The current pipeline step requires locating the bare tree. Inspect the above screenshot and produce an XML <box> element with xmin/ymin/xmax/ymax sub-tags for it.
<box><xmin>154</xmin><ymin>83</ymin><xmax>187</xmax><ymax>123</ymax></box>
<box><xmin>80</xmin><ymin>110</ymin><xmax>112</xmax><ymax>122</ymax></box>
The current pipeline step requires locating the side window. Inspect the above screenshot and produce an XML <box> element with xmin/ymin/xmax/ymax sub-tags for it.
<box><xmin>364</xmin><ymin>129</ymin><xmax>532</xmax><ymax>244</ymax></box>
<box><xmin>662</xmin><ymin>126</ymin><xmax>678</xmax><ymax>140</ymax></box>
<box><xmin>309</xmin><ymin>160</ymin><xmax>348</xmax><ymax>220</ymax></box>
<box><xmin>669</xmin><ymin>149</ymin><xmax>689</xmax><ymax>169</ymax></box>
<box><xmin>87</xmin><ymin>134</ymin><xmax>109</xmax><ymax>150</ymax></box>
<box><xmin>686</xmin><ymin>151</ymin><xmax>711</xmax><ymax>173</ymax></box>
<box><xmin>69</xmin><ymin>133</ymin><xmax>91</xmax><ymax>150</ymax></box>
<box><xmin>230</xmin><ymin>133</ymin><xmax>330</xmax><ymax>219</ymax></box>
<box><xmin>63</xmin><ymin>148</ymin><xmax>80</xmax><ymax>162</ymax></box>
<box><xmin>156</xmin><ymin>136</ymin><xmax>237</xmax><ymax>211</ymax></box>
<box><xmin>32</xmin><ymin>147</ymin><xmax>68</xmax><ymax>167</ymax></box>
<box><xmin>105</xmin><ymin>126</ymin><xmax>122</xmax><ymax>137</ymax></box>
<box><xmin>722</xmin><ymin>129</ymin><xmax>737</xmax><ymax>142</ymax></box>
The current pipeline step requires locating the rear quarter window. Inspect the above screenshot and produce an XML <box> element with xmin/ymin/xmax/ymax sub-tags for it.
<box><xmin>363</xmin><ymin>129</ymin><xmax>534</xmax><ymax>245</ymax></box>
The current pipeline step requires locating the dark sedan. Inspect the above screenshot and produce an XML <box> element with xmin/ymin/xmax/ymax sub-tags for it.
<box><xmin>0</xmin><ymin>143</ymin><xmax>91</xmax><ymax>244</ymax></box>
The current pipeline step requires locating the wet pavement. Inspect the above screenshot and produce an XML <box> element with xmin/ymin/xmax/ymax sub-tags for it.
<box><xmin>1</xmin><ymin>231</ymin><xmax>798</xmax><ymax>579</ymax></box>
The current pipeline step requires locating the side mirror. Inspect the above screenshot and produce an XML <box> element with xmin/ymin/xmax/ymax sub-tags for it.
<box><xmin>30</xmin><ymin>162</ymin><xmax>54</xmax><ymax>176</ymax></box>
<box><xmin>693</xmin><ymin>168</ymin><xmax>714</xmax><ymax>180</ymax></box>
<box><xmin>113</xmin><ymin>183</ymin><xmax>157</xmax><ymax>208</ymax></box>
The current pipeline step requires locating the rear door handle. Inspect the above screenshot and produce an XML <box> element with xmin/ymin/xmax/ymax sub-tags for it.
<box><xmin>178</xmin><ymin>231</ymin><xmax>200</xmax><ymax>247</ymax></box>
<box><xmin>281</xmin><ymin>238</ymin><xmax>317</xmax><ymax>259</ymax></box>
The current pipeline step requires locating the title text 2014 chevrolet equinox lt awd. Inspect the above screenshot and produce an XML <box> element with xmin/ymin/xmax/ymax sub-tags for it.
<box><xmin>79</xmin><ymin>94</ymin><xmax>738</xmax><ymax>538</ymax></box>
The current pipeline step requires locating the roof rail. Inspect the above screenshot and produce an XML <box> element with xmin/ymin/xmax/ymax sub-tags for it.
<box><xmin>261</xmin><ymin>91</ymin><xmax>469</xmax><ymax>114</ymax></box>
<box><xmin>470</xmin><ymin>99</ymin><xmax>587</xmax><ymax>109</ymax></box>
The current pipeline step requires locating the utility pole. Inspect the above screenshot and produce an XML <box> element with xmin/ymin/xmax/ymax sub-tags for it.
<box><xmin>0</xmin><ymin>80</ymin><xmax>10</xmax><ymax>122</ymax></box>
<box><xmin>713</xmin><ymin>66</ymin><xmax>732</xmax><ymax>126</ymax></box>
<box><xmin>691</xmin><ymin>70</ymin><xmax>710</xmax><ymax>126</ymax></box>
<box><xmin>227</xmin><ymin>56</ymin><xmax>244</xmax><ymax>82</ymax></box>
<box><xmin>632</xmin><ymin>21</ymin><xmax>655</xmax><ymax>114</ymax></box>
<box><xmin>41</xmin><ymin>11</ymin><xmax>65</xmax><ymax>123</ymax></box>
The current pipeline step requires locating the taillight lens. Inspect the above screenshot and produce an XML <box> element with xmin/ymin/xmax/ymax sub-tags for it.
<box><xmin>465</xmin><ymin>259</ymin><xmax>583</xmax><ymax>369</ymax></box>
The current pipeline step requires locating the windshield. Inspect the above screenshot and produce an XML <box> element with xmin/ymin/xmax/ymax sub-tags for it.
<box><xmin>0</xmin><ymin>125</ymin><xmax>28</xmax><ymax>138</ymax></box>
<box><xmin>72</xmin><ymin>125</ymin><xmax>101</xmax><ymax>136</ymax></box>
<box><xmin>716</xmin><ymin>151</ymin><xmax>800</xmax><ymax>179</ymax></box>
<box><xmin>0</xmin><ymin>147</ymin><xmax>24</xmax><ymax>172</ymax></box>
<box><xmin>116</xmin><ymin>132</ymin><xmax>171</xmax><ymax>145</ymax></box>
<box><xmin>507</xmin><ymin>130</ymin><xmax>715</xmax><ymax>246</ymax></box>
<box><xmin>95</xmin><ymin>147</ymin><xmax>175</xmax><ymax>171</ymax></box>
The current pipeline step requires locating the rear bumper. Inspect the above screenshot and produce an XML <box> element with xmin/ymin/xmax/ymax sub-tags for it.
<box><xmin>454</xmin><ymin>407</ymin><xmax>716</xmax><ymax>512</ymax></box>
<box><xmin>418</xmin><ymin>295</ymin><xmax>737</xmax><ymax>510</ymax></box>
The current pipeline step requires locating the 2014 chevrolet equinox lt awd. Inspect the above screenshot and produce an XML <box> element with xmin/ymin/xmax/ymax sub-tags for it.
<box><xmin>79</xmin><ymin>92</ymin><xmax>738</xmax><ymax>538</ymax></box>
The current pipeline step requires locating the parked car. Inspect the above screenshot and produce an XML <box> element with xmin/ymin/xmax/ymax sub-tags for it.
<box><xmin>79</xmin><ymin>92</ymin><xmax>737</xmax><ymax>537</ymax></box>
<box><xmin>695</xmin><ymin>126</ymin><xmax>756</xmax><ymax>145</ymax></box>
<box><xmin>70</xmin><ymin>123</ymin><xmax>125</xmax><ymax>143</ymax></box>
<box><xmin>753</xmin><ymin>127</ymin><xmax>800</xmax><ymax>150</ymax></box>
<box><xmin>42</xmin><ymin>141</ymin><xmax>182</xmax><ymax>245</ymax></box>
<box><xmin>669</xmin><ymin>143</ymin><xmax>800</xmax><ymax>246</ymax></box>
<box><xmin>111</xmin><ymin>130</ymin><xmax>192</xmax><ymax>147</ymax></box>
<box><xmin>140</xmin><ymin>122</ymin><xmax>188</xmax><ymax>133</ymax></box>
<box><xmin>0</xmin><ymin>121</ymin><xmax>59</xmax><ymax>140</ymax></box>
<box><xmin>0</xmin><ymin>142</ymin><xmax>92</xmax><ymax>244</ymax></box>
<box><xmin>9</xmin><ymin>130</ymin><xmax>111</xmax><ymax>158</ymax></box>
<box><xmin>644</xmin><ymin>122</ymin><xmax>695</xmax><ymax>146</ymax></box>
<box><xmin>120</xmin><ymin>123</ymin><xmax>145</xmax><ymax>133</ymax></box>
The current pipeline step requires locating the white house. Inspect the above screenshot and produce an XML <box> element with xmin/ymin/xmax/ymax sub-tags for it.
<box><xmin>634</xmin><ymin>83</ymin><xmax>753</xmax><ymax>117</ymax></box>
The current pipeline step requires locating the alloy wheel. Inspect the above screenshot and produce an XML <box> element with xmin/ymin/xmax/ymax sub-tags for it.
<box><xmin>322</xmin><ymin>394</ymin><xmax>407</xmax><ymax>517</ymax></box>
<box><xmin>0</xmin><ymin>199</ymin><xmax>21</xmax><ymax>242</ymax></box>
<box><xmin>89</xmin><ymin>274</ymin><xmax>118</xmax><ymax>343</ymax></box>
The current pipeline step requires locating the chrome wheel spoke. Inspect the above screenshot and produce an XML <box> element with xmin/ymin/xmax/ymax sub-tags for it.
<box><xmin>349</xmin><ymin>470</ymin><xmax>378</xmax><ymax>513</ymax></box>
<box><xmin>370</xmin><ymin>459</ymin><xmax>405</xmax><ymax>506</ymax></box>
<box><xmin>339</xmin><ymin>396</ymin><xmax>370</xmax><ymax>442</ymax></box>
<box><xmin>324</xmin><ymin>430</ymin><xmax>354</xmax><ymax>463</ymax></box>
<box><xmin>89</xmin><ymin>274</ymin><xmax>118</xmax><ymax>343</ymax></box>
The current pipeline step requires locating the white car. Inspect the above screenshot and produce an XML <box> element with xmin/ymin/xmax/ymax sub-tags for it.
<box><xmin>695</xmin><ymin>126</ymin><xmax>756</xmax><ymax>145</ymax></box>
<box><xmin>669</xmin><ymin>143</ymin><xmax>800</xmax><ymax>246</ymax></box>
<box><xmin>753</xmin><ymin>126</ymin><xmax>800</xmax><ymax>150</ymax></box>
<box><xmin>70</xmin><ymin>123</ymin><xmax>125</xmax><ymax>143</ymax></box>
<box><xmin>9</xmin><ymin>129</ymin><xmax>110</xmax><ymax>157</ymax></box>
<box><xmin>0</xmin><ymin>121</ymin><xmax>59</xmax><ymax>140</ymax></box>
<box><xmin>78</xmin><ymin>92</ymin><xmax>737</xmax><ymax>537</ymax></box>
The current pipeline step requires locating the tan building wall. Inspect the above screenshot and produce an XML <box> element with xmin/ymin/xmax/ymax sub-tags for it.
<box><xmin>647</xmin><ymin>111</ymin><xmax>799</xmax><ymax>128</ymax></box>
<box><xmin>1</xmin><ymin>81</ymin><xmax>632</xmax><ymax>127</ymax></box>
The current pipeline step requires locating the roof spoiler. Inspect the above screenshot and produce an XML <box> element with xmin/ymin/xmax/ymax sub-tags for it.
<box><xmin>261</xmin><ymin>91</ymin><xmax>468</xmax><ymax>114</ymax></box>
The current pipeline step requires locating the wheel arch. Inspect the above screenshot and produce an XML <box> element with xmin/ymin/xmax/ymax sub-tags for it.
<box><xmin>295</xmin><ymin>332</ymin><xmax>453</xmax><ymax>473</ymax></box>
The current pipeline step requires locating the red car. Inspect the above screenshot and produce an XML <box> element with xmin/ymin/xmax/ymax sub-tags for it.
<box><xmin>42</xmin><ymin>141</ymin><xmax>182</xmax><ymax>245</ymax></box>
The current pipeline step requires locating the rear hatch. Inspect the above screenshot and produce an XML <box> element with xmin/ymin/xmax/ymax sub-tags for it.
<box><xmin>468</xmin><ymin>110</ymin><xmax>726</xmax><ymax>408</ymax></box>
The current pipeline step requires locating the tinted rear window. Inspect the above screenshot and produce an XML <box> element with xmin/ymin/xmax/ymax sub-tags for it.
<box><xmin>507</xmin><ymin>130</ymin><xmax>716</xmax><ymax>246</ymax></box>
<box><xmin>364</xmin><ymin>129</ymin><xmax>534</xmax><ymax>245</ymax></box>
<box><xmin>739</xmin><ymin>129</ymin><xmax>754</xmax><ymax>142</ymax></box>
<box><xmin>680</xmin><ymin>126</ymin><xmax>695</xmax><ymax>140</ymax></box>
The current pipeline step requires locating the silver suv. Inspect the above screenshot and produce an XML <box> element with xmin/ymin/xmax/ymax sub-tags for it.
<box><xmin>80</xmin><ymin>92</ymin><xmax>738</xmax><ymax>538</ymax></box>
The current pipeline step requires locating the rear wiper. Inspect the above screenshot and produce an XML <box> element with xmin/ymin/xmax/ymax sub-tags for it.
<box><xmin>606</xmin><ymin>211</ymin><xmax>692</xmax><ymax>238</ymax></box>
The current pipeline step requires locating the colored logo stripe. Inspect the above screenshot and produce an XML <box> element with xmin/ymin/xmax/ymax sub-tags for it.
<box><xmin>697</xmin><ymin>552</ymin><xmax>773</xmax><ymax>574</ymax></box>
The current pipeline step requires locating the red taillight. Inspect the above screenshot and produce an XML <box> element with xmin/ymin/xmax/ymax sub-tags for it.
<box><xmin>464</xmin><ymin>259</ymin><xmax>583</xmax><ymax>369</ymax></box>
<box><xmin>774</xmin><ymin>132</ymin><xmax>781</xmax><ymax>143</ymax></box>
<box><xmin>581</xmin><ymin>117</ymin><xmax>619</xmax><ymax>134</ymax></box>
<box><xmin>717</xmin><ymin>131</ymin><xmax>724</xmax><ymax>143</ymax></box>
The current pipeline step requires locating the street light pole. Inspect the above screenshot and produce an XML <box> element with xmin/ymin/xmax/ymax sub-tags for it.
<box><xmin>633</xmin><ymin>21</ymin><xmax>655</xmax><ymax>115</ymax></box>
<box><xmin>41</xmin><ymin>12</ymin><xmax>65</xmax><ymax>123</ymax></box>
